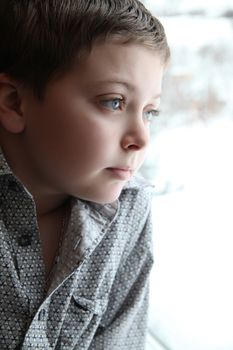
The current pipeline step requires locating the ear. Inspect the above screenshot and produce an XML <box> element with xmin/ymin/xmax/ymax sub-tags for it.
<box><xmin>0</xmin><ymin>73</ymin><xmax>25</xmax><ymax>133</ymax></box>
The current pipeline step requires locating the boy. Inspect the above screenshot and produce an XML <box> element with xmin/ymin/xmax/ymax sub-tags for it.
<box><xmin>0</xmin><ymin>0</ymin><xmax>170</xmax><ymax>349</ymax></box>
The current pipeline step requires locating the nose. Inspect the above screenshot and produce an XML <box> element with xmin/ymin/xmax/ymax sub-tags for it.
<box><xmin>120</xmin><ymin>118</ymin><xmax>149</xmax><ymax>151</ymax></box>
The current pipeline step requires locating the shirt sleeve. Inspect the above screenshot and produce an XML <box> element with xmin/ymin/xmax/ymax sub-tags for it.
<box><xmin>87</xmin><ymin>211</ymin><xmax>154</xmax><ymax>350</ymax></box>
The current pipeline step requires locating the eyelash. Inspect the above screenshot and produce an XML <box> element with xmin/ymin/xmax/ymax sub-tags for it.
<box><xmin>99</xmin><ymin>97</ymin><xmax>160</xmax><ymax>122</ymax></box>
<box><xmin>144</xmin><ymin>109</ymin><xmax>161</xmax><ymax>122</ymax></box>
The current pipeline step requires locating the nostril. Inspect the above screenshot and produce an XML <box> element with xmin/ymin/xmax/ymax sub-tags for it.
<box><xmin>127</xmin><ymin>144</ymin><xmax>140</xmax><ymax>151</ymax></box>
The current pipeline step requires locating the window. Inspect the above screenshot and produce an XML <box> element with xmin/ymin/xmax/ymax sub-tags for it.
<box><xmin>141</xmin><ymin>1</ymin><xmax>233</xmax><ymax>349</ymax></box>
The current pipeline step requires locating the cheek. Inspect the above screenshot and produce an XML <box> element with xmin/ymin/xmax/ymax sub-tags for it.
<box><xmin>57</xmin><ymin>116</ymin><xmax>116</xmax><ymax>170</ymax></box>
<box><xmin>71</xmin><ymin>126</ymin><xmax>114</xmax><ymax>166</ymax></box>
<box><xmin>25</xmin><ymin>98</ymin><xmax>118</xmax><ymax>168</ymax></box>
<box><xmin>63</xmin><ymin>112</ymin><xmax>116</xmax><ymax>152</ymax></box>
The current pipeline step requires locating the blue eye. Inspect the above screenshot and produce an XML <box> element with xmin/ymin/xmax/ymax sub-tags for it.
<box><xmin>100</xmin><ymin>98</ymin><xmax>123</xmax><ymax>111</ymax></box>
<box><xmin>144</xmin><ymin>109</ymin><xmax>160</xmax><ymax>122</ymax></box>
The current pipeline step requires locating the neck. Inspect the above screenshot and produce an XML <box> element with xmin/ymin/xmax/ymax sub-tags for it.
<box><xmin>1</xmin><ymin>137</ymin><xmax>70</xmax><ymax>217</ymax></box>
<box><xmin>34</xmin><ymin>192</ymin><xmax>70</xmax><ymax>218</ymax></box>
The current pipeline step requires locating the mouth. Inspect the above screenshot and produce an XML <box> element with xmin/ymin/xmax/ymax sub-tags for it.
<box><xmin>106</xmin><ymin>167</ymin><xmax>133</xmax><ymax>180</ymax></box>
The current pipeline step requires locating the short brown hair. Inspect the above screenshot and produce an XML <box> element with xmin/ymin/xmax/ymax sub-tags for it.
<box><xmin>0</xmin><ymin>0</ymin><xmax>170</xmax><ymax>98</ymax></box>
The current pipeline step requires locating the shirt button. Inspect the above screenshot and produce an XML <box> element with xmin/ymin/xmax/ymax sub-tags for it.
<box><xmin>38</xmin><ymin>309</ymin><xmax>47</xmax><ymax>321</ymax></box>
<box><xmin>8</xmin><ymin>180</ymin><xmax>22</xmax><ymax>193</ymax></box>
<box><xmin>18</xmin><ymin>234</ymin><xmax>32</xmax><ymax>247</ymax></box>
<box><xmin>14</xmin><ymin>339</ymin><xmax>24</xmax><ymax>349</ymax></box>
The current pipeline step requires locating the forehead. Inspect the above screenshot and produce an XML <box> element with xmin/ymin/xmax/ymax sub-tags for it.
<box><xmin>78</xmin><ymin>40</ymin><xmax>162</xmax><ymax>74</ymax></box>
<box><xmin>44</xmin><ymin>39</ymin><xmax>164</xmax><ymax>103</ymax></box>
<box><xmin>69</xmin><ymin>40</ymin><xmax>164</xmax><ymax>94</ymax></box>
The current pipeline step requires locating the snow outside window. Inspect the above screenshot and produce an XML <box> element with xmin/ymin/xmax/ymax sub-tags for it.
<box><xmin>140</xmin><ymin>1</ymin><xmax>233</xmax><ymax>350</ymax></box>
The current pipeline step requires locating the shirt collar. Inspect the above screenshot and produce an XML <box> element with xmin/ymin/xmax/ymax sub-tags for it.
<box><xmin>0</xmin><ymin>147</ymin><xmax>12</xmax><ymax>176</ymax></box>
<box><xmin>123</xmin><ymin>173</ymin><xmax>154</xmax><ymax>191</ymax></box>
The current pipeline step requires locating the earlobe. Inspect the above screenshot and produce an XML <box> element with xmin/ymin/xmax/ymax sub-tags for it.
<box><xmin>0</xmin><ymin>74</ymin><xmax>25</xmax><ymax>133</ymax></box>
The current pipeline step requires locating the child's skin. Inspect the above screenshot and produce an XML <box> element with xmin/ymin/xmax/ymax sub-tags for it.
<box><xmin>0</xmin><ymin>39</ymin><xmax>164</xmax><ymax>275</ymax></box>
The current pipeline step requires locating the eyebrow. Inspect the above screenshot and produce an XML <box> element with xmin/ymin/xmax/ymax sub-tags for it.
<box><xmin>91</xmin><ymin>80</ymin><xmax>161</xmax><ymax>99</ymax></box>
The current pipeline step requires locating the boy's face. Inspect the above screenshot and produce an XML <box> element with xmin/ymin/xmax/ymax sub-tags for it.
<box><xmin>18</xmin><ymin>40</ymin><xmax>164</xmax><ymax>204</ymax></box>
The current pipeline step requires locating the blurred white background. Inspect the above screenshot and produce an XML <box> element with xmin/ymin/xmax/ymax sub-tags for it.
<box><xmin>140</xmin><ymin>1</ymin><xmax>233</xmax><ymax>349</ymax></box>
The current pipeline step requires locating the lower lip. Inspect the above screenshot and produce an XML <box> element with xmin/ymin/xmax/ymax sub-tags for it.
<box><xmin>106</xmin><ymin>168</ymin><xmax>132</xmax><ymax>180</ymax></box>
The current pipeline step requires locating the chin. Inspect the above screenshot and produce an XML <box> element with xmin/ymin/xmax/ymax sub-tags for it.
<box><xmin>92</xmin><ymin>193</ymin><xmax>121</xmax><ymax>205</ymax></box>
<box><xmin>84</xmin><ymin>187</ymin><xmax>123</xmax><ymax>205</ymax></box>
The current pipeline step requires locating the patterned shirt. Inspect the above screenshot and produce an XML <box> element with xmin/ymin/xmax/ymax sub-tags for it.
<box><xmin>0</xmin><ymin>148</ymin><xmax>154</xmax><ymax>350</ymax></box>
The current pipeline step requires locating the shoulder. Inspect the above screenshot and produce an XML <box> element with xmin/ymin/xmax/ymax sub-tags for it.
<box><xmin>119</xmin><ymin>174</ymin><xmax>155</xmax><ymax>218</ymax></box>
<box><xmin>114</xmin><ymin>175</ymin><xmax>154</xmax><ymax>265</ymax></box>
<box><xmin>114</xmin><ymin>175</ymin><xmax>154</xmax><ymax>244</ymax></box>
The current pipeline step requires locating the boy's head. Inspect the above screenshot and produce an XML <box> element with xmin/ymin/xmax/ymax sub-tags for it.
<box><xmin>0</xmin><ymin>0</ymin><xmax>170</xmax><ymax>206</ymax></box>
<box><xmin>0</xmin><ymin>0</ymin><xmax>170</xmax><ymax>99</ymax></box>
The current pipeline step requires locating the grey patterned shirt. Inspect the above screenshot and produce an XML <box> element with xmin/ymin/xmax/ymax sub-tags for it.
<box><xmin>0</xmin><ymin>149</ymin><xmax>154</xmax><ymax>350</ymax></box>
